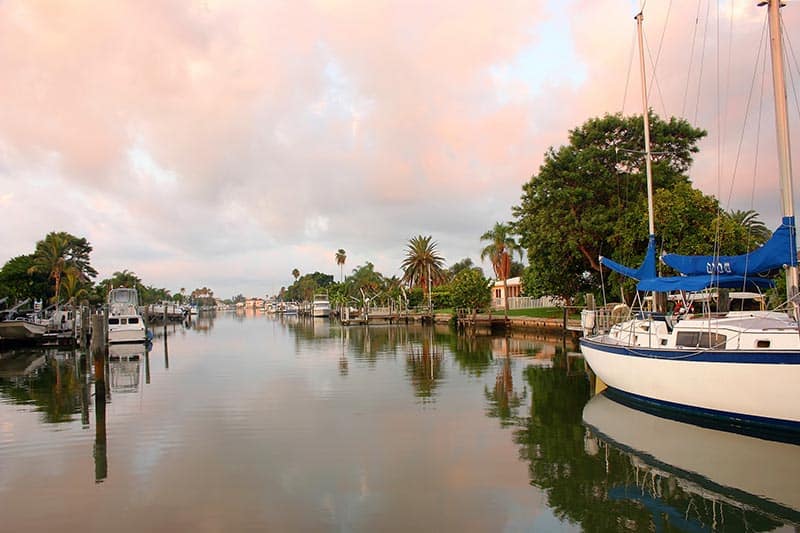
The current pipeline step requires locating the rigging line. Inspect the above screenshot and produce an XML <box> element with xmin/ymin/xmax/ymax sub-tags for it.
<box><xmin>783</xmin><ymin>11</ymin><xmax>800</xmax><ymax>128</ymax></box>
<box><xmin>693</xmin><ymin>0</ymin><xmax>712</xmax><ymax>124</ymax></box>
<box><xmin>723</xmin><ymin>13</ymin><xmax>769</xmax><ymax>210</ymax></box>
<box><xmin>720</xmin><ymin>0</ymin><xmax>736</xmax><ymax>179</ymax></box>
<box><xmin>645</xmin><ymin>34</ymin><xmax>668</xmax><ymax>116</ymax></box>
<box><xmin>646</xmin><ymin>0</ymin><xmax>672</xmax><ymax>102</ymax></box>
<box><xmin>621</xmin><ymin>24</ymin><xmax>637</xmax><ymax>115</ymax></box>
<box><xmin>682</xmin><ymin>0</ymin><xmax>704</xmax><ymax>118</ymax></box>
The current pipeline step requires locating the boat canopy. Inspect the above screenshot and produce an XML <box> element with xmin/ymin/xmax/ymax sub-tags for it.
<box><xmin>600</xmin><ymin>235</ymin><xmax>658</xmax><ymax>281</ymax></box>
<box><xmin>637</xmin><ymin>274</ymin><xmax>773</xmax><ymax>292</ymax></box>
<box><xmin>662</xmin><ymin>216</ymin><xmax>797</xmax><ymax>276</ymax></box>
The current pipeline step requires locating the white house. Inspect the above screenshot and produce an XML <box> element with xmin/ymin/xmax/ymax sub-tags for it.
<box><xmin>490</xmin><ymin>277</ymin><xmax>559</xmax><ymax>310</ymax></box>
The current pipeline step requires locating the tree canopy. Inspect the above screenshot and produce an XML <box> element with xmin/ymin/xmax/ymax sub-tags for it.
<box><xmin>512</xmin><ymin>112</ymin><xmax>759</xmax><ymax>301</ymax></box>
<box><xmin>449</xmin><ymin>269</ymin><xmax>491</xmax><ymax>311</ymax></box>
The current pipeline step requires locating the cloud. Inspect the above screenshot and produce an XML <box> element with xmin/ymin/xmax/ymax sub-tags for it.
<box><xmin>0</xmin><ymin>0</ymin><xmax>797</xmax><ymax>296</ymax></box>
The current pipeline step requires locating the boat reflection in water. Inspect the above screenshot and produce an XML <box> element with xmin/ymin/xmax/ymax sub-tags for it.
<box><xmin>583</xmin><ymin>392</ymin><xmax>800</xmax><ymax>529</ymax></box>
<box><xmin>108</xmin><ymin>344</ymin><xmax>146</xmax><ymax>394</ymax></box>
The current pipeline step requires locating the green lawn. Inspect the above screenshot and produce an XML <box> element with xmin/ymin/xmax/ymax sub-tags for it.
<box><xmin>507</xmin><ymin>307</ymin><xmax>582</xmax><ymax>319</ymax></box>
<box><xmin>438</xmin><ymin>307</ymin><xmax>580</xmax><ymax>320</ymax></box>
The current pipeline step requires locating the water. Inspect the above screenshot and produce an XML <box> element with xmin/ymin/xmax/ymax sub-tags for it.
<box><xmin>0</xmin><ymin>312</ymin><xmax>797</xmax><ymax>532</ymax></box>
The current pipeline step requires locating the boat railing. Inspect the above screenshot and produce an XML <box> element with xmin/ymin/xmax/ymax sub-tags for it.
<box><xmin>581</xmin><ymin>304</ymin><xmax>631</xmax><ymax>335</ymax></box>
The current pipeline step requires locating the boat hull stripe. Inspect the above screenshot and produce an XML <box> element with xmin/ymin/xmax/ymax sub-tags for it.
<box><xmin>580</xmin><ymin>337</ymin><xmax>800</xmax><ymax>364</ymax></box>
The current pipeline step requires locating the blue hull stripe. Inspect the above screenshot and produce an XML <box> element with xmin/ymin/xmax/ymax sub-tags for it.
<box><xmin>580</xmin><ymin>337</ymin><xmax>800</xmax><ymax>364</ymax></box>
<box><xmin>603</xmin><ymin>388</ymin><xmax>800</xmax><ymax>444</ymax></box>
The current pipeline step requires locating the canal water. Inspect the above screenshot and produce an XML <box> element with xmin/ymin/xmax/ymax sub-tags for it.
<box><xmin>0</xmin><ymin>312</ymin><xmax>797</xmax><ymax>532</ymax></box>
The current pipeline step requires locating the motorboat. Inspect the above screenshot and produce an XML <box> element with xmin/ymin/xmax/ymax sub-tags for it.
<box><xmin>107</xmin><ymin>288</ymin><xmax>146</xmax><ymax>344</ymax></box>
<box><xmin>312</xmin><ymin>293</ymin><xmax>330</xmax><ymax>318</ymax></box>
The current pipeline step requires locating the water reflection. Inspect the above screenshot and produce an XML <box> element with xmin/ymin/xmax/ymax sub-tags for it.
<box><xmin>584</xmin><ymin>393</ymin><xmax>800</xmax><ymax>530</ymax></box>
<box><xmin>108</xmin><ymin>344</ymin><xmax>146</xmax><ymax>394</ymax></box>
<box><xmin>484</xmin><ymin>338</ymin><xmax>528</xmax><ymax>427</ymax></box>
<box><xmin>0</xmin><ymin>315</ymin><xmax>796</xmax><ymax>531</ymax></box>
<box><xmin>0</xmin><ymin>348</ymin><xmax>84</xmax><ymax>424</ymax></box>
<box><xmin>499</xmin><ymin>344</ymin><xmax>800</xmax><ymax>531</ymax></box>
<box><xmin>405</xmin><ymin>331</ymin><xmax>444</xmax><ymax>401</ymax></box>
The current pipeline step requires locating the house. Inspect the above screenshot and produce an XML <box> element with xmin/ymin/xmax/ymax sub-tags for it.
<box><xmin>491</xmin><ymin>277</ymin><xmax>522</xmax><ymax>303</ymax></box>
<box><xmin>490</xmin><ymin>277</ymin><xmax>559</xmax><ymax>310</ymax></box>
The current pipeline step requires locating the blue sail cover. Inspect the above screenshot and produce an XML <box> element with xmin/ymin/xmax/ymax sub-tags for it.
<box><xmin>661</xmin><ymin>216</ymin><xmax>798</xmax><ymax>276</ymax></box>
<box><xmin>637</xmin><ymin>274</ymin><xmax>774</xmax><ymax>292</ymax></box>
<box><xmin>601</xmin><ymin>235</ymin><xmax>658</xmax><ymax>281</ymax></box>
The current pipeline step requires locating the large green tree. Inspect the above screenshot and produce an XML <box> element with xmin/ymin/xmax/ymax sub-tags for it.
<box><xmin>28</xmin><ymin>231</ymin><xmax>97</xmax><ymax>305</ymax></box>
<box><xmin>513</xmin><ymin>113</ymin><xmax>713</xmax><ymax>301</ymax></box>
<box><xmin>0</xmin><ymin>254</ymin><xmax>50</xmax><ymax>303</ymax></box>
<box><xmin>449</xmin><ymin>269</ymin><xmax>491</xmax><ymax>311</ymax></box>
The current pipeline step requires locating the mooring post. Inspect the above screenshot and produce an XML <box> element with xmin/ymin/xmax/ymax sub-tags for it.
<box><xmin>92</xmin><ymin>336</ymin><xmax>108</xmax><ymax>483</ymax></box>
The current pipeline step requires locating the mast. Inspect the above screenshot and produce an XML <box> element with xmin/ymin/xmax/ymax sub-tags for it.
<box><xmin>636</xmin><ymin>11</ymin><xmax>656</xmax><ymax>239</ymax></box>
<box><xmin>762</xmin><ymin>0</ymin><xmax>798</xmax><ymax>301</ymax></box>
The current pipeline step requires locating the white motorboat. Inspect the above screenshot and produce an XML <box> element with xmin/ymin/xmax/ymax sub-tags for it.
<box><xmin>0</xmin><ymin>318</ymin><xmax>47</xmax><ymax>340</ymax></box>
<box><xmin>312</xmin><ymin>293</ymin><xmax>330</xmax><ymax>318</ymax></box>
<box><xmin>580</xmin><ymin>1</ymin><xmax>800</xmax><ymax>434</ymax></box>
<box><xmin>107</xmin><ymin>288</ymin><xmax>146</xmax><ymax>344</ymax></box>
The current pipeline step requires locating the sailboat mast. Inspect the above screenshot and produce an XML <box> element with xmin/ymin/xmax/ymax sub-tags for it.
<box><xmin>763</xmin><ymin>0</ymin><xmax>798</xmax><ymax>300</ymax></box>
<box><xmin>636</xmin><ymin>12</ymin><xmax>656</xmax><ymax>239</ymax></box>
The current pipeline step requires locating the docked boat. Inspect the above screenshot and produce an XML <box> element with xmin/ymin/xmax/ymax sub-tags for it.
<box><xmin>580</xmin><ymin>1</ymin><xmax>800</xmax><ymax>434</ymax></box>
<box><xmin>583</xmin><ymin>393</ymin><xmax>800</xmax><ymax>523</ymax></box>
<box><xmin>107</xmin><ymin>287</ymin><xmax>146</xmax><ymax>344</ymax></box>
<box><xmin>0</xmin><ymin>318</ymin><xmax>47</xmax><ymax>340</ymax></box>
<box><xmin>312</xmin><ymin>293</ymin><xmax>330</xmax><ymax>318</ymax></box>
<box><xmin>0</xmin><ymin>299</ymin><xmax>49</xmax><ymax>341</ymax></box>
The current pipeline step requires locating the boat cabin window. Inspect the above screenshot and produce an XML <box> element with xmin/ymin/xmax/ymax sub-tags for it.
<box><xmin>112</xmin><ymin>291</ymin><xmax>133</xmax><ymax>303</ymax></box>
<box><xmin>109</xmin><ymin>318</ymin><xmax>120</xmax><ymax>325</ymax></box>
<box><xmin>675</xmin><ymin>331</ymin><xmax>727</xmax><ymax>348</ymax></box>
<box><xmin>756</xmin><ymin>340</ymin><xmax>771</xmax><ymax>348</ymax></box>
<box><xmin>128</xmin><ymin>317</ymin><xmax>139</xmax><ymax>324</ymax></box>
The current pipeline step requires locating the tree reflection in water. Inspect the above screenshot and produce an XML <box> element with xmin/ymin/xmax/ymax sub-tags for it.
<box><xmin>406</xmin><ymin>333</ymin><xmax>443</xmax><ymax>402</ymax></box>
<box><xmin>507</xmin><ymin>347</ymin><xmax>791</xmax><ymax>532</ymax></box>
<box><xmin>484</xmin><ymin>337</ymin><xmax>527</xmax><ymax>427</ymax></box>
<box><xmin>0</xmin><ymin>348</ymin><xmax>84</xmax><ymax>424</ymax></box>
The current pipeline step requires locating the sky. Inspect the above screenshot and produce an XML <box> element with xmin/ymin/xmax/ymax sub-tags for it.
<box><xmin>1</xmin><ymin>0</ymin><xmax>799</xmax><ymax>298</ymax></box>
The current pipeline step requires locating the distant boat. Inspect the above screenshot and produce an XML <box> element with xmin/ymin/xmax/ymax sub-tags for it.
<box><xmin>583</xmin><ymin>392</ymin><xmax>800</xmax><ymax>523</ymax></box>
<box><xmin>312</xmin><ymin>293</ymin><xmax>330</xmax><ymax>318</ymax></box>
<box><xmin>107</xmin><ymin>288</ymin><xmax>146</xmax><ymax>344</ymax></box>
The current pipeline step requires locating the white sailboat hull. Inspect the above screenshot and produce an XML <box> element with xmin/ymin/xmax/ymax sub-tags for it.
<box><xmin>581</xmin><ymin>337</ymin><xmax>800</xmax><ymax>428</ymax></box>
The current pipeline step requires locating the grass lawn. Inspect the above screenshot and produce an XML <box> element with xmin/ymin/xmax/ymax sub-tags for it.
<box><xmin>507</xmin><ymin>307</ymin><xmax>580</xmax><ymax>319</ymax></box>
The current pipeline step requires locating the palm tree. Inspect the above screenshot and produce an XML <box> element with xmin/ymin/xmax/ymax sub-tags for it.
<box><xmin>728</xmin><ymin>209</ymin><xmax>771</xmax><ymax>245</ymax></box>
<box><xmin>400</xmin><ymin>235</ymin><xmax>446</xmax><ymax>300</ymax></box>
<box><xmin>335</xmin><ymin>249</ymin><xmax>347</xmax><ymax>282</ymax></box>
<box><xmin>480</xmin><ymin>222</ymin><xmax>521</xmax><ymax>317</ymax></box>
<box><xmin>61</xmin><ymin>269</ymin><xmax>89</xmax><ymax>307</ymax></box>
<box><xmin>28</xmin><ymin>232</ymin><xmax>71</xmax><ymax>306</ymax></box>
<box><xmin>292</xmin><ymin>268</ymin><xmax>300</xmax><ymax>282</ymax></box>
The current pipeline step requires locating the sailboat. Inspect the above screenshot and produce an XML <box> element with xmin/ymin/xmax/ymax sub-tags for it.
<box><xmin>580</xmin><ymin>1</ymin><xmax>800</xmax><ymax>436</ymax></box>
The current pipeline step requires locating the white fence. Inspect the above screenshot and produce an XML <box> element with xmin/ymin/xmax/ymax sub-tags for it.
<box><xmin>491</xmin><ymin>296</ymin><xmax>561</xmax><ymax>310</ymax></box>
